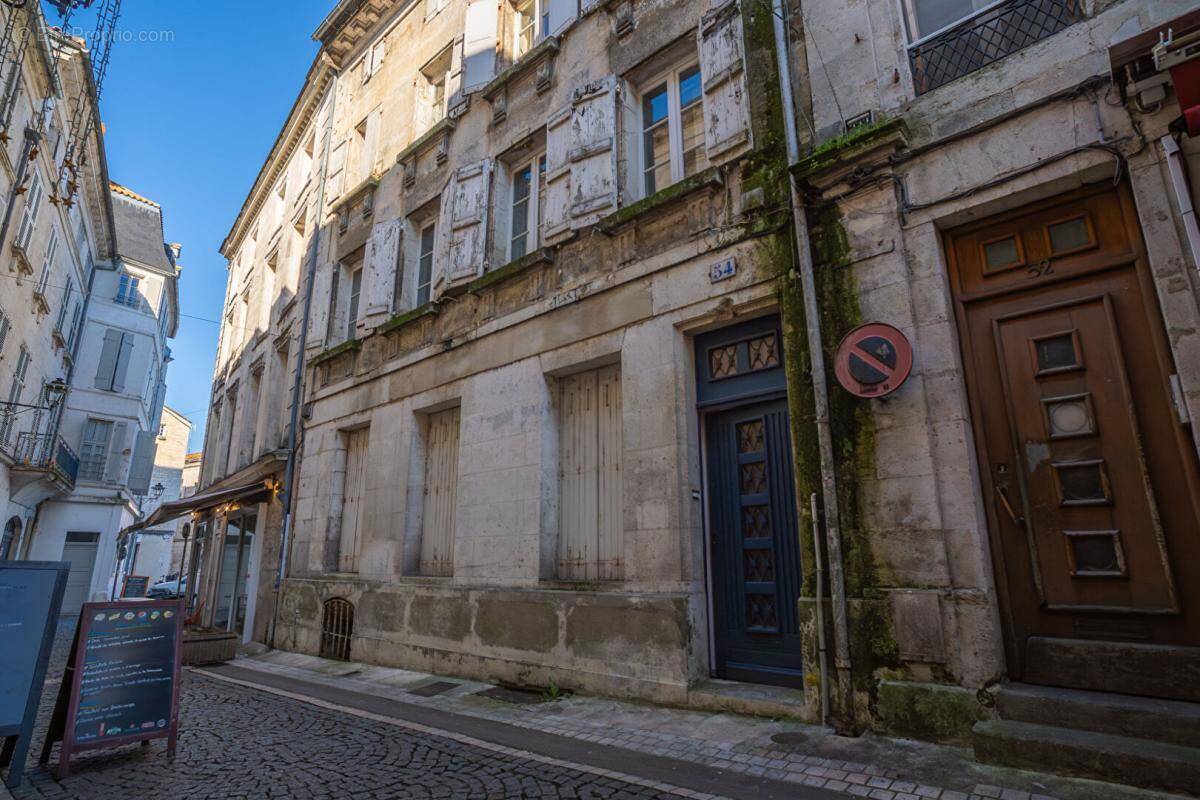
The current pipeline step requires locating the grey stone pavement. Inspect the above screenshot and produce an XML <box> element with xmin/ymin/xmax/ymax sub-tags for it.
<box><xmin>0</xmin><ymin>618</ymin><xmax>1180</xmax><ymax>800</ymax></box>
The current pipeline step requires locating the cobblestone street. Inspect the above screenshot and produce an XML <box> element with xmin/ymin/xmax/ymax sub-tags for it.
<box><xmin>5</xmin><ymin>621</ymin><xmax>705</xmax><ymax>800</ymax></box>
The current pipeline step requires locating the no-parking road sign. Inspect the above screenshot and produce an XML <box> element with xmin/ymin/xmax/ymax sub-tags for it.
<box><xmin>834</xmin><ymin>322</ymin><xmax>913</xmax><ymax>399</ymax></box>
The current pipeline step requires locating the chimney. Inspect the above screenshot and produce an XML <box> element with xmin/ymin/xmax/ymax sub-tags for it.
<box><xmin>167</xmin><ymin>242</ymin><xmax>183</xmax><ymax>262</ymax></box>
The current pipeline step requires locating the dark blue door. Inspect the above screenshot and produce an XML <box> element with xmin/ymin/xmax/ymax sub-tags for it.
<box><xmin>697</xmin><ymin>317</ymin><xmax>803</xmax><ymax>688</ymax></box>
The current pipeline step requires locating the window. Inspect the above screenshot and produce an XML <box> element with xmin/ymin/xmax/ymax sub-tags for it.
<box><xmin>36</xmin><ymin>229</ymin><xmax>57</xmax><ymax>295</ymax></box>
<box><xmin>116</xmin><ymin>272</ymin><xmax>141</xmax><ymax>308</ymax></box>
<box><xmin>54</xmin><ymin>277</ymin><xmax>74</xmax><ymax>333</ymax></box>
<box><xmin>362</xmin><ymin>39</ymin><xmax>386</xmax><ymax>83</ymax></box>
<box><xmin>0</xmin><ymin>307</ymin><xmax>10</xmax><ymax>355</ymax></box>
<box><xmin>79</xmin><ymin>419</ymin><xmax>113</xmax><ymax>481</ymax></box>
<box><xmin>426</xmin><ymin>0</ymin><xmax>450</xmax><ymax>19</ymax></box>
<box><xmin>339</xmin><ymin>427</ymin><xmax>370</xmax><ymax>573</ymax></box>
<box><xmin>1</xmin><ymin>346</ymin><xmax>29</xmax><ymax>444</ymax></box>
<box><xmin>509</xmin><ymin>155</ymin><xmax>546</xmax><ymax>261</ymax></box>
<box><xmin>346</xmin><ymin>266</ymin><xmax>363</xmax><ymax>339</ymax></box>
<box><xmin>419</xmin><ymin>407</ymin><xmax>460</xmax><ymax>577</ymax></box>
<box><xmin>640</xmin><ymin>62</ymin><xmax>706</xmax><ymax>197</ymax></box>
<box><xmin>15</xmin><ymin>172</ymin><xmax>43</xmax><ymax>251</ymax></box>
<box><xmin>513</xmin><ymin>0</ymin><xmax>548</xmax><ymax>58</ymax></box>
<box><xmin>94</xmin><ymin>329</ymin><xmax>133</xmax><ymax>392</ymax></box>
<box><xmin>416</xmin><ymin>224</ymin><xmax>436</xmax><ymax>306</ymax></box>
<box><xmin>557</xmin><ymin>365</ymin><xmax>623</xmax><ymax>581</ymax></box>
<box><xmin>901</xmin><ymin>0</ymin><xmax>996</xmax><ymax>42</ymax></box>
<box><xmin>419</xmin><ymin>47</ymin><xmax>454</xmax><ymax>131</ymax></box>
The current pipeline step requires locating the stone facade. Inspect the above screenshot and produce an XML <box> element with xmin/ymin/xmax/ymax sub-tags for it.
<box><xmin>200</xmin><ymin>0</ymin><xmax>1200</xmax><ymax>744</ymax></box>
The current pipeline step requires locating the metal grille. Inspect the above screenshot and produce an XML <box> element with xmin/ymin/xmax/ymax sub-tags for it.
<box><xmin>909</xmin><ymin>0</ymin><xmax>1083</xmax><ymax>94</ymax></box>
<box><xmin>320</xmin><ymin>598</ymin><xmax>354</xmax><ymax>661</ymax></box>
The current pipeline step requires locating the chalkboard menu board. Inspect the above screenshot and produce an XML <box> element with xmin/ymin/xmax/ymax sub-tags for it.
<box><xmin>42</xmin><ymin>599</ymin><xmax>183</xmax><ymax>778</ymax></box>
<box><xmin>0</xmin><ymin>562</ymin><xmax>68</xmax><ymax>789</ymax></box>
<box><xmin>121</xmin><ymin>575</ymin><xmax>150</xmax><ymax>598</ymax></box>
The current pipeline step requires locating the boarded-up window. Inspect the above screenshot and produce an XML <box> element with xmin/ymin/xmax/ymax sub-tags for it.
<box><xmin>558</xmin><ymin>365</ymin><xmax>623</xmax><ymax>580</ymax></box>
<box><xmin>339</xmin><ymin>427</ymin><xmax>370</xmax><ymax>573</ymax></box>
<box><xmin>420</xmin><ymin>407</ymin><xmax>460</xmax><ymax>577</ymax></box>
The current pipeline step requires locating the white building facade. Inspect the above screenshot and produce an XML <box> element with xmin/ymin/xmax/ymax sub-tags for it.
<box><xmin>0</xmin><ymin>16</ymin><xmax>115</xmax><ymax>571</ymax></box>
<box><xmin>125</xmin><ymin>405</ymin><xmax>192</xmax><ymax>585</ymax></box>
<box><xmin>30</xmin><ymin>183</ymin><xmax>179</xmax><ymax>612</ymax></box>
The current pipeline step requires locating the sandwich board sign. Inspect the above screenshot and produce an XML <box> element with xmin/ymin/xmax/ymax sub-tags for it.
<box><xmin>0</xmin><ymin>561</ymin><xmax>69</xmax><ymax>789</ymax></box>
<box><xmin>40</xmin><ymin>599</ymin><xmax>184</xmax><ymax>778</ymax></box>
<box><xmin>121</xmin><ymin>575</ymin><xmax>150</xmax><ymax>598</ymax></box>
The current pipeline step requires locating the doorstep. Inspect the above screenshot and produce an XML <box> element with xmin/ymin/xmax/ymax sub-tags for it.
<box><xmin>685</xmin><ymin>679</ymin><xmax>810</xmax><ymax>721</ymax></box>
<box><xmin>217</xmin><ymin>648</ymin><xmax>1175</xmax><ymax>800</ymax></box>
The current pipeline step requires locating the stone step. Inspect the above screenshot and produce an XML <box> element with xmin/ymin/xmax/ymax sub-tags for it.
<box><xmin>972</xmin><ymin>719</ymin><xmax>1200</xmax><ymax>796</ymax></box>
<box><xmin>996</xmin><ymin>683</ymin><xmax>1200</xmax><ymax>748</ymax></box>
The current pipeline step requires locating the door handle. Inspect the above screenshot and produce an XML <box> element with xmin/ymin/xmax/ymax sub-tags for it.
<box><xmin>995</xmin><ymin>485</ymin><xmax>1025</xmax><ymax>528</ymax></box>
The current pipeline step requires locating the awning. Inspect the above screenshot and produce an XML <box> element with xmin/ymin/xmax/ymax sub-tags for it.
<box><xmin>120</xmin><ymin>481</ymin><xmax>273</xmax><ymax>536</ymax></box>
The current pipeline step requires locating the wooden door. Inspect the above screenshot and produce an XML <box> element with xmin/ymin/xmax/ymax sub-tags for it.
<box><xmin>339</xmin><ymin>428</ymin><xmax>370</xmax><ymax>573</ymax></box>
<box><xmin>948</xmin><ymin>184</ymin><xmax>1200</xmax><ymax>700</ymax></box>
<box><xmin>707</xmin><ymin>400</ymin><xmax>804</xmax><ymax>688</ymax></box>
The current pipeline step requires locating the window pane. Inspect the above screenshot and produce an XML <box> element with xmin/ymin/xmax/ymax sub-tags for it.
<box><xmin>417</xmin><ymin>225</ymin><xmax>436</xmax><ymax>306</ymax></box>
<box><xmin>1047</xmin><ymin>216</ymin><xmax>1092</xmax><ymax>253</ymax></box>
<box><xmin>909</xmin><ymin>0</ymin><xmax>978</xmax><ymax>39</ymax></box>
<box><xmin>511</xmin><ymin>163</ymin><xmax>532</xmax><ymax>259</ymax></box>
<box><xmin>641</xmin><ymin>83</ymin><xmax>668</xmax><ymax>127</ymax></box>
<box><xmin>679</xmin><ymin>65</ymin><xmax>702</xmax><ymax>108</ymax></box>
<box><xmin>681</xmin><ymin>103</ymin><xmax>707</xmax><ymax>178</ymax></box>
<box><xmin>643</xmin><ymin>121</ymin><xmax>670</xmax><ymax>195</ymax></box>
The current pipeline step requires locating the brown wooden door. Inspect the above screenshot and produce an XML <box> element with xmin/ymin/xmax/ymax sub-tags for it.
<box><xmin>947</xmin><ymin>184</ymin><xmax>1200</xmax><ymax>700</ymax></box>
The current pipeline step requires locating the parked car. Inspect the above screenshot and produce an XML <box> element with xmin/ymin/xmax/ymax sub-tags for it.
<box><xmin>147</xmin><ymin>577</ymin><xmax>186</xmax><ymax>599</ymax></box>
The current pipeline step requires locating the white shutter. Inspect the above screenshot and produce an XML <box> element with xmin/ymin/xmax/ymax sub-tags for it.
<box><xmin>127</xmin><ymin>430</ymin><xmax>158</xmax><ymax>496</ymax></box>
<box><xmin>557</xmin><ymin>365</ymin><xmax>622</xmax><ymax>581</ymax></box>
<box><xmin>339</xmin><ymin>428</ymin><xmax>369</xmax><ymax>573</ymax></box>
<box><xmin>307</xmin><ymin>261</ymin><xmax>333</xmax><ymax>348</ymax></box>
<box><xmin>542</xmin><ymin>105</ymin><xmax>572</xmax><ymax>242</ymax></box>
<box><xmin>364</xmin><ymin>217</ymin><xmax>402</xmax><ymax>317</ymax></box>
<box><xmin>0</xmin><ymin>310</ymin><xmax>9</xmax><ymax>353</ymax></box>
<box><xmin>327</xmin><ymin>140</ymin><xmax>347</xmax><ymax>202</ymax></box>
<box><xmin>547</xmin><ymin>0</ymin><xmax>578</xmax><ymax>35</ymax></box>
<box><xmin>94</xmin><ymin>328</ymin><xmax>121</xmax><ymax>389</ymax></box>
<box><xmin>440</xmin><ymin>159</ymin><xmax>492</xmax><ymax>289</ymax></box>
<box><xmin>111</xmin><ymin>333</ymin><xmax>134</xmax><ymax>393</ymax></box>
<box><xmin>568</xmin><ymin>78</ymin><xmax>618</xmax><ymax>227</ymax></box>
<box><xmin>361</xmin><ymin>109</ymin><xmax>381</xmax><ymax>180</ymax></box>
<box><xmin>446</xmin><ymin>36</ymin><xmax>464</xmax><ymax>107</ymax></box>
<box><xmin>698</xmin><ymin>0</ymin><xmax>753</xmax><ymax>162</ymax></box>
<box><xmin>462</xmin><ymin>0</ymin><xmax>499</xmax><ymax>92</ymax></box>
<box><xmin>420</xmin><ymin>407</ymin><xmax>460</xmax><ymax>576</ymax></box>
<box><xmin>16</xmin><ymin>173</ymin><xmax>43</xmax><ymax>250</ymax></box>
<box><xmin>103</xmin><ymin>421</ymin><xmax>129</xmax><ymax>484</ymax></box>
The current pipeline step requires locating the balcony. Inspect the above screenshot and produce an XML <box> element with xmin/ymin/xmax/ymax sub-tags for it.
<box><xmin>10</xmin><ymin>432</ymin><xmax>79</xmax><ymax>491</ymax></box>
<box><xmin>908</xmin><ymin>0</ymin><xmax>1084</xmax><ymax>94</ymax></box>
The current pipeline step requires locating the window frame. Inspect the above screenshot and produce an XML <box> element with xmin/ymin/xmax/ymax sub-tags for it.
<box><xmin>416</xmin><ymin>223</ymin><xmax>437</xmax><ymax>307</ymax></box>
<box><xmin>346</xmin><ymin>264</ymin><xmax>363</xmax><ymax>339</ymax></box>
<box><xmin>512</xmin><ymin>0</ymin><xmax>548</xmax><ymax>59</ymax></box>
<box><xmin>897</xmin><ymin>0</ymin><xmax>1009</xmax><ymax>47</ymax></box>
<box><xmin>507</xmin><ymin>153</ymin><xmax>546</xmax><ymax>263</ymax></box>
<box><xmin>116</xmin><ymin>271</ymin><xmax>141</xmax><ymax>308</ymax></box>
<box><xmin>78</xmin><ymin>417</ymin><xmax>113</xmax><ymax>482</ymax></box>
<box><xmin>637</xmin><ymin>58</ymin><xmax>705</xmax><ymax>199</ymax></box>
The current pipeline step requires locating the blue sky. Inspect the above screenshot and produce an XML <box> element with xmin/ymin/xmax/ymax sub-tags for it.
<box><xmin>58</xmin><ymin>1</ymin><xmax>330</xmax><ymax>450</ymax></box>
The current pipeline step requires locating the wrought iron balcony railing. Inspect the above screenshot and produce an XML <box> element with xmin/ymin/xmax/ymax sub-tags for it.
<box><xmin>12</xmin><ymin>432</ymin><xmax>79</xmax><ymax>489</ymax></box>
<box><xmin>909</xmin><ymin>0</ymin><xmax>1084</xmax><ymax>95</ymax></box>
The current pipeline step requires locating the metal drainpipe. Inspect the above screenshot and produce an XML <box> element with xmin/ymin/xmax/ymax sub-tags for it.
<box><xmin>771</xmin><ymin>0</ymin><xmax>855</xmax><ymax>733</ymax></box>
<box><xmin>269</xmin><ymin>64</ymin><xmax>340</xmax><ymax>649</ymax></box>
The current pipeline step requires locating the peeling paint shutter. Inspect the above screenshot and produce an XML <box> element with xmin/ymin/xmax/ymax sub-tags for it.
<box><xmin>420</xmin><ymin>407</ymin><xmax>460</xmax><ymax>576</ymax></box>
<box><xmin>339</xmin><ymin>428</ymin><xmax>370</xmax><ymax>573</ymax></box>
<box><xmin>568</xmin><ymin>77</ymin><xmax>618</xmax><ymax>228</ymax></box>
<box><xmin>103</xmin><ymin>421</ymin><xmax>129</xmax><ymax>484</ymax></box>
<box><xmin>447</xmin><ymin>36</ymin><xmax>464</xmax><ymax>108</ymax></box>
<box><xmin>542</xmin><ymin>105</ymin><xmax>572</xmax><ymax>243</ymax></box>
<box><xmin>441</xmin><ymin>159</ymin><xmax>492</xmax><ymax>290</ymax></box>
<box><xmin>361</xmin><ymin>109</ymin><xmax>381</xmax><ymax>180</ymax></box>
<box><xmin>698</xmin><ymin>0</ymin><xmax>752</xmax><ymax>163</ymax></box>
<box><xmin>327</xmin><ymin>140</ymin><xmax>347</xmax><ymax>202</ymax></box>
<box><xmin>462</xmin><ymin>0</ymin><xmax>499</xmax><ymax>92</ymax></box>
<box><xmin>432</xmin><ymin>178</ymin><xmax>455</xmax><ymax>297</ymax></box>
<box><xmin>365</xmin><ymin>217</ymin><xmax>402</xmax><ymax>318</ymax></box>
<box><xmin>558</xmin><ymin>365</ymin><xmax>623</xmax><ymax>581</ymax></box>
<box><xmin>127</xmin><ymin>430</ymin><xmax>157</xmax><ymax>496</ymax></box>
<box><xmin>307</xmin><ymin>260</ymin><xmax>332</xmax><ymax>348</ymax></box>
<box><xmin>546</xmin><ymin>0</ymin><xmax>578</xmax><ymax>35</ymax></box>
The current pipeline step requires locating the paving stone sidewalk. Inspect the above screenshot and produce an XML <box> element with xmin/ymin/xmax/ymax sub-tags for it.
<box><xmin>231</xmin><ymin>647</ymin><xmax>1179</xmax><ymax>800</ymax></box>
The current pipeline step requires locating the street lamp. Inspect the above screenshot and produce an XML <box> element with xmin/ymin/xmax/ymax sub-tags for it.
<box><xmin>151</xmin><ymin>482</ymin><xmax>166</xmax><ymax>500</ymax></box>
<box><xmin>43</xmin><ymin>379</ymin><xmax>68</xmax><ymax>410</ymax></box>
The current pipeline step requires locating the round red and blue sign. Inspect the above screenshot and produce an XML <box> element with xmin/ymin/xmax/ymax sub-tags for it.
<box><xmin>834</xmin><ymin>322</ymin><xmax>913</xmax><ymax>399</ymax></box>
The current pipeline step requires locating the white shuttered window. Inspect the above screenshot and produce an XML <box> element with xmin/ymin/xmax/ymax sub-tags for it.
<box><xmin>558</xmin><ymin>365</ymin><xmax>623</xmax><ymax>581</ymax></box>
<box><xmin>339</xmin><ymin>427</ymin><xmax>370</xmax><ymax>573</ymax></box>
<box><xmin>420</xmin><ymin>407</ymin><xmax>460</xmax><ymax>577</ymax></box>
